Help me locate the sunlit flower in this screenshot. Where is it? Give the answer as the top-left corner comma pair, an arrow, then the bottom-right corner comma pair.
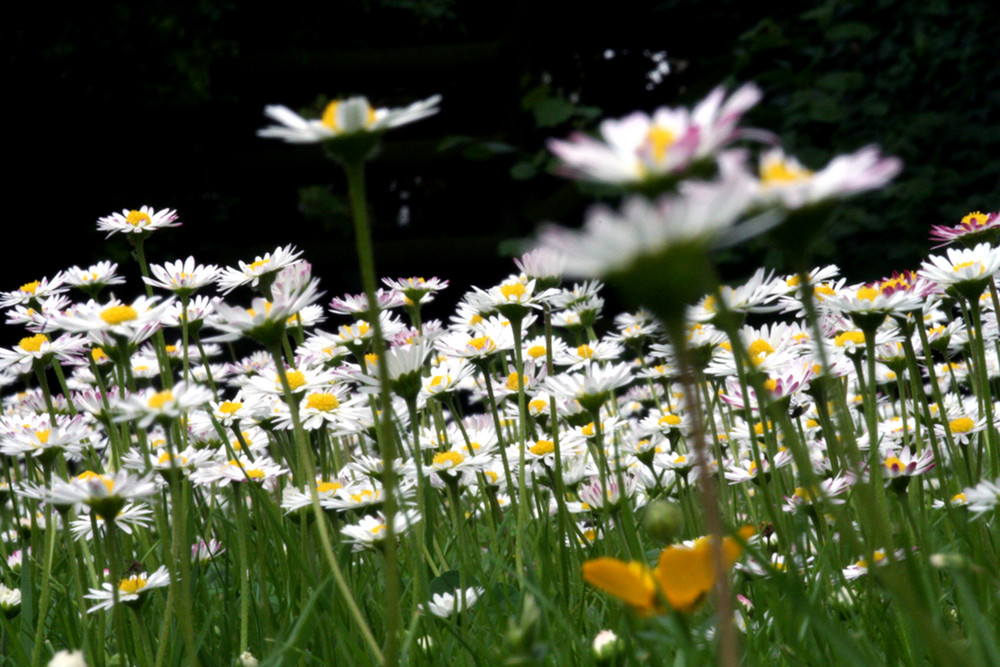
96,206 -> 180,238
258,95 -> 441,144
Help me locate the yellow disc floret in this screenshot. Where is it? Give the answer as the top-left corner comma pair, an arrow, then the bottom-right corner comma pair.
100,305 -> 138,325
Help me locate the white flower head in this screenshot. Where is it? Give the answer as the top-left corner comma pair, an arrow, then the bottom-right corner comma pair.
258,95 -> 441,144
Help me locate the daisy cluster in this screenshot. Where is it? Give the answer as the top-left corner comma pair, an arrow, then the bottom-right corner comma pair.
3,85 -> 999,664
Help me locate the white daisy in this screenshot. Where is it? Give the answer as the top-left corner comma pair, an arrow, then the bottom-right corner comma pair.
258,95 -> 441,144
96,206 -> 180,238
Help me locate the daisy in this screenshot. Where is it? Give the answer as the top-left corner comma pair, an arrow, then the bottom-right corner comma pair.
96,206 -> 180,238
920,242 -> 1000,299
189,454 -> 289,489
328,289 -> 406,316
548,83 -> 762,184
52,295 -> 172,343
216,244 -> 303,294
0,332 -> 86,374
756,146 -> 901,209
85,565 -> 170,612
208,263 -> 322,343
535,160 -> 758,280
340,509 -> 421,550
382,276 -> 449,306
929,210 -> 1000,248
143,256 -> 220,297
258,95 -> 441,144
47,469 -> 157,519
115,382 -> 214,428
0,275 -> 67,309
61,261 -> 126,295
423,587 -> 485,618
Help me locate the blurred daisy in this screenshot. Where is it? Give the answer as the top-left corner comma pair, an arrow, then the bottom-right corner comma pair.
340,509 -> 421,550
757,146 -> 901,209
258,95 -> 441,144
536,162 -> 757,280
62,261 -> 126,295
548,83 -> 762,184
96,206 -> 180,238
423,586 -> 484,618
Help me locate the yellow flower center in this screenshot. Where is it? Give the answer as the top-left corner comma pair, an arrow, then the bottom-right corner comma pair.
529,398 -> 547,413
285,370 -> 306,390
500,282 -> 526,301
19,280 -> 41,294
953,260 -> 985,275
530,440 -> 555,456
248,258 -> 270,272
760,156 -> 813,185
763,378 -> 778,393
119,575 -> 148,595
468,336 -> 494,352
962,211 -> 989,227
884,455 -> 904,473
703,295 -> 717,313
321,100 -> 377,131
577,344 -> 595,359
786,275 -> 801,287
856,286 -> 879,301
158,452 -> 188,466
18,334 -> 48,352
219,401 -> 242,415
834,331 -> 866,347
952,492 -> 967,503
645,125 -> 676,163
125,210 -> 151,227
658,414 -> 682,426
100,305 -> 138,325
35,430 -> 51,444
78,470 -> 114,493
317,481 -> 343,494
814,284 -> 836,298
306,392 -> 340,412
527,344 -> 547,358
432,451 -> 465,468
147,391 -> 173,409
748,338 -> 774,363
949,417 -> 975,434
92,347 -> 108,362
582,422 -> 595,436
370,523 -> 387,536
506,372 -> 525,391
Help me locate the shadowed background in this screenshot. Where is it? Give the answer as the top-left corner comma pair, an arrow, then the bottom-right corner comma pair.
4,0 -> 999,323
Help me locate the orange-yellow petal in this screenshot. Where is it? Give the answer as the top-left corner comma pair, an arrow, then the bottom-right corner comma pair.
582,558 -> 660,614
654,529 -> 751,613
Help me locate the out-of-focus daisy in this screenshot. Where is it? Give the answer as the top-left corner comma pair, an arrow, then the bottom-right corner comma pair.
85,565 -> 170,612
545,361 -> 633,412
548,83 -> 762,184
962,477 -> 1000,516
423,587 -> 485,618
96,206 -> 180,238
70,503 -> 154,541
143,256 -> 219,297
535,161 -> 758,281
189,454 -> 289,489
514,248 -> 566,287
757,146 -> 901,209
258,95 -> 441,144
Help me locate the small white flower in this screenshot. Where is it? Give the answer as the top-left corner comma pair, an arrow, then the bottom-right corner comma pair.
258,95 -> 441,144
96,206 -> 180,238
85,565 -> 170,612
423,586 -> 484,618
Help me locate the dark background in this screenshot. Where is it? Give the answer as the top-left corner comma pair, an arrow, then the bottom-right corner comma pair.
5,0 -> 1000,321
